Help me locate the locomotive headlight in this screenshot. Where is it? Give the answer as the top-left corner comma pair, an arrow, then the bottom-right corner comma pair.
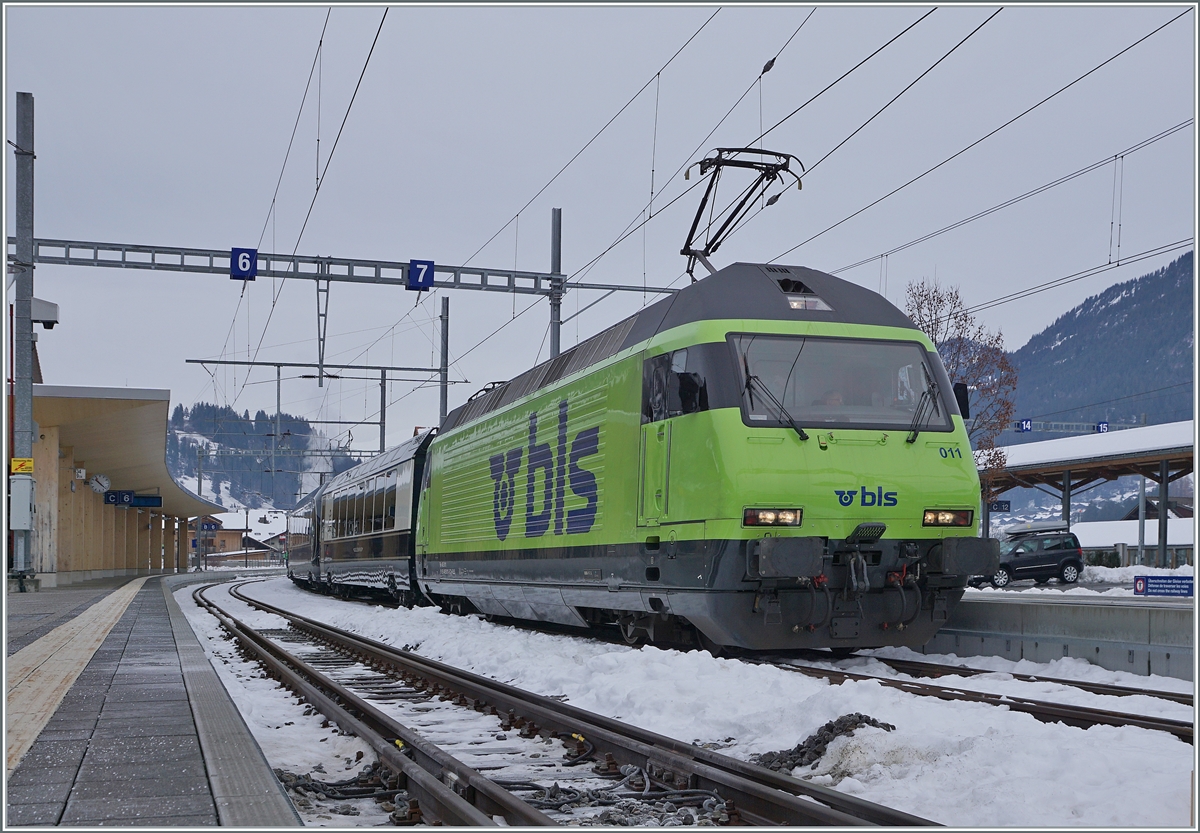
744,508 -> 802,526
923,509 -> 974,527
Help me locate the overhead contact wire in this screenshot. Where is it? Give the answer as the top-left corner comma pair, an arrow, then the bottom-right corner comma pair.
564,5 -> 920,290
459,8 -> 720,268
771,7 -> 1193,262
718,7 -> 1002,249
235,7 -> 389,406
831,120 -> 1192,275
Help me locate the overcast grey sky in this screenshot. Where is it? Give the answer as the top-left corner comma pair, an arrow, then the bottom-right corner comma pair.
5,3 -> 1195,451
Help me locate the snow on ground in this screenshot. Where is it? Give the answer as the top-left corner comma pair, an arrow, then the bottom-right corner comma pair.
228,577 -> 1193,827
175,474 -> 244,509
174,583 -> 392,827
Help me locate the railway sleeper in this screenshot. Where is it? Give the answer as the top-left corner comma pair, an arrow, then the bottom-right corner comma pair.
227,582 -> 931,825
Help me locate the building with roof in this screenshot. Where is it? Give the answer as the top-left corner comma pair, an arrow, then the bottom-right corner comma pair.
987,420 -> 1194,567
20,384 -> 220,587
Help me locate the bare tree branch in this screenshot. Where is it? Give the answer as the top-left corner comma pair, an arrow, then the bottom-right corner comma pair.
904,279 -> 1017,501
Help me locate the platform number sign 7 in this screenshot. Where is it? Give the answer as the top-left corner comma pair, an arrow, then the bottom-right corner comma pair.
230,248 -> 258,281
407,260 -> 435,292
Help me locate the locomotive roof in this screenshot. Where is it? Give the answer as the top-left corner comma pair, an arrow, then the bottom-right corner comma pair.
320,428 -> 433,494
441,262 -> 918,433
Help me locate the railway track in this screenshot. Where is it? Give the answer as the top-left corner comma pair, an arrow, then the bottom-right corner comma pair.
751,658 -> 1194,743
200,579 -> 937,826
851,654 -> 1194,707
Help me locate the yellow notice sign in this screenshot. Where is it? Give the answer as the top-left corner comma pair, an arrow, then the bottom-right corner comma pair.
11,458 -> 34,474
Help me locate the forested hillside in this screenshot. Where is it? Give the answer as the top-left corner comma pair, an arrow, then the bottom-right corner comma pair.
167,403 -> 359,509
1004,251 -> 1193,443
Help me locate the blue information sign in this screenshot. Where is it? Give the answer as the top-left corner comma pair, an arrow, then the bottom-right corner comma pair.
104,490 -> 135,506
407,259 -> 435,291
1018,418 -> 1032,433
1133,576 -> 1193,597
1097,422 -> 1109,433
987,501 -> 1011,513
231,248 -> 258,280
130,494 -> 163,508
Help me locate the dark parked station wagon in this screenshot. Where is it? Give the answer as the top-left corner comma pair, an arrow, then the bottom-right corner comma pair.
983,527 -> 1085,587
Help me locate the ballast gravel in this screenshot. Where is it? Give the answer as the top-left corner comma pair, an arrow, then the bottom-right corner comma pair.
752,712 -> 896,772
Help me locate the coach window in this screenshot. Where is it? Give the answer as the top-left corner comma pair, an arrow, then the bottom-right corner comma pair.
374,475 -> 387,531
366,476 -> 378,532
331,491 -> 343,538
382,470 -> 398,530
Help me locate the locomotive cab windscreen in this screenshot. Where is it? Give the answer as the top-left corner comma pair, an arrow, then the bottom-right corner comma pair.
730,334 -> 955,433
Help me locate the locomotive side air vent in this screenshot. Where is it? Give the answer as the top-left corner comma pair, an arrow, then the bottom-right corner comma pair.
763,265 -> 793,274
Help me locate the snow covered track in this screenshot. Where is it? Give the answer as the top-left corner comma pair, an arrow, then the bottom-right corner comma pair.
849,655 -> 1193,706
757,659 -> 1193,742
192,583 -> 550,826
221,581 -> 936,826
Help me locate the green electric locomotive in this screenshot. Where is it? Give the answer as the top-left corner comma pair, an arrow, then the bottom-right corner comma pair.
403,261 -> 998,651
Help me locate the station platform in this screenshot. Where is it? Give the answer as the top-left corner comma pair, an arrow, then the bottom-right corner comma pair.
5,572 -> 300,827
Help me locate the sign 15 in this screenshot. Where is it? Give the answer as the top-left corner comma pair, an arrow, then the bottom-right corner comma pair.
231,248 -> 258,280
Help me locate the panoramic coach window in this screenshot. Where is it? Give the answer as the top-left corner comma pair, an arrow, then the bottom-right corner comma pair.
642,348 -> 711,423
730,334 -> 953,432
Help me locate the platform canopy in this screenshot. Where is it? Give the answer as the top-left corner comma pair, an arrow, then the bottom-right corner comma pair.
988,420 -> 1194,495
33,384 -> 220,518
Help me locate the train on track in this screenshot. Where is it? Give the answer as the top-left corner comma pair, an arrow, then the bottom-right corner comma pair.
287,261 -> 999,652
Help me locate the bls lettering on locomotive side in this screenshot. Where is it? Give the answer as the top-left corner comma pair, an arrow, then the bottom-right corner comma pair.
488,399 -> 599,541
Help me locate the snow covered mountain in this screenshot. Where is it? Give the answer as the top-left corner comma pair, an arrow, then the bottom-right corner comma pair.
167,403 -> 360,510
1007,251 -> 1193,438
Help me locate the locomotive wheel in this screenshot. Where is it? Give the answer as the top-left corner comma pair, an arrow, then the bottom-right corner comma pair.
827,647 -> 857,659
695,629 -> 735,658
618,617 -> 644,646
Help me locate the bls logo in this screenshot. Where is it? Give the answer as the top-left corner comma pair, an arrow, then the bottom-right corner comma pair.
834,487 -> 898,507
489,399 -> 599,541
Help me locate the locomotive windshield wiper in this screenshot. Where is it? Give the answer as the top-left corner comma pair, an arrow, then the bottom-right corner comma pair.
905,362 -> 941,443
742,353 -> 809,441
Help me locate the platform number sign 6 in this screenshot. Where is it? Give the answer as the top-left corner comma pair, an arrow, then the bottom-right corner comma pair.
230,248 -> 258,281
407,259 -> 435,292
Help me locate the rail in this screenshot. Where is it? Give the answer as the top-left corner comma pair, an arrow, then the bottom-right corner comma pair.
225,581 -> 937,826
750,659 -> 1193,743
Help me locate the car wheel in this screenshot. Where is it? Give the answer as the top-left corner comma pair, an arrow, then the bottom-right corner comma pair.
1035,578 -> 1049,585
1060,564 -> 1080,584
991,567 -> 1012,588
